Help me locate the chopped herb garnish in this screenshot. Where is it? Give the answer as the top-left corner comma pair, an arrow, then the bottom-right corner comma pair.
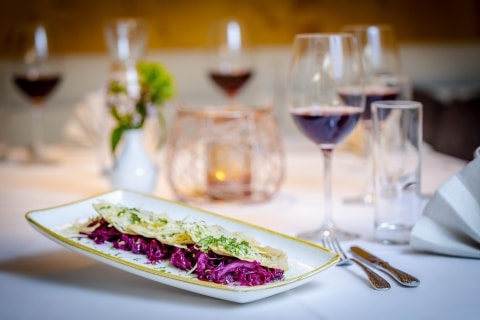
130,213 -> 141,224
197,235 -> 253,256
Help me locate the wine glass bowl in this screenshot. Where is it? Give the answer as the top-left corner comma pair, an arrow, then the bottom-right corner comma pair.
287,33 -> 365,241
208,69 -> 252,99
342,24 -> 401,120
13,73 -> 60,106
12,22 -> 61,163
206,19 -> 253,100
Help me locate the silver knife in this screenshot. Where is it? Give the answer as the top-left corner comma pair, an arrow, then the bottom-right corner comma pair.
350,246 -> 420,287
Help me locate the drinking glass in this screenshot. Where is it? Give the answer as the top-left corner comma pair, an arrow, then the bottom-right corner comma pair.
341,24 -> 402,204
372,100 -> 423,244
12,22 -> 61,163
287,33 -> 365,241
206,19 -> 253,102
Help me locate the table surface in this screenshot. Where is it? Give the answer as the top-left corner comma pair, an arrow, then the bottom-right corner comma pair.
1,137 -> 477,320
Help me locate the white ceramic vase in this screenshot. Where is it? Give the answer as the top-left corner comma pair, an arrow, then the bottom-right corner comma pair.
110,129 -> 157,193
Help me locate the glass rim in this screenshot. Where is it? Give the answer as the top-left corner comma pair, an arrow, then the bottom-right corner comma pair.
104,17 -> 147,28
341,24 -> 394,32
371,100 -> 422,110
294,32 -> 356,39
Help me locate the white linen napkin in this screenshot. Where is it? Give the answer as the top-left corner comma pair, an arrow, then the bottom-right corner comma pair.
410,155 -> 480,258
63,90 -> 106,148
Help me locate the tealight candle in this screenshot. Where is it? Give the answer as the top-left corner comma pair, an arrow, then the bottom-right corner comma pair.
206,140 -> 251,200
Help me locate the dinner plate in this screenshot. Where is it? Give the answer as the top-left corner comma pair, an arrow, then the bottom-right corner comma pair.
25,189 -> 339,303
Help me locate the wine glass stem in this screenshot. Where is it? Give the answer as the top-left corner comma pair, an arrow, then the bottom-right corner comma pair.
227,94 -> 236,105
31,104 -> 45,161
363,124 -> 374,198
321,148 -> 334,234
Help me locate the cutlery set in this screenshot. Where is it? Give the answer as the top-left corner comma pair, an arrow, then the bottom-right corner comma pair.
324,238 -> 420,290
350,246 -> 420,288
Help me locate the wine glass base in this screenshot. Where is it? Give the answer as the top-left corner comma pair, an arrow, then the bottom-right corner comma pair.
297,227 -> 360,243
15,156 -> 58,166
26,147 -> 58,165
8,147 -> 58,165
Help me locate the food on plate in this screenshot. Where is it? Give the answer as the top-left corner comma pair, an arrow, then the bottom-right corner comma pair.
77,200 -> 287,286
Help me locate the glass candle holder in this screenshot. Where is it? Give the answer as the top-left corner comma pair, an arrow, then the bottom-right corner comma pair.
166,104 -> 284,203
206,137 -> 252,200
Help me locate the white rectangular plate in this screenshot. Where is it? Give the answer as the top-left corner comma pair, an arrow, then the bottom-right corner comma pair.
25,190 -> 338,303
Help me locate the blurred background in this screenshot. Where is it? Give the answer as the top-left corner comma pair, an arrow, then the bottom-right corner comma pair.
1,0 -> 479,160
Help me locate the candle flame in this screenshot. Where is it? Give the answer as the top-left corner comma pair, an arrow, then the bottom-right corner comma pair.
214,170 -> 227,181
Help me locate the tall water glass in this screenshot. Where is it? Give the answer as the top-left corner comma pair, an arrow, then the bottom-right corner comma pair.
372,100 -> 423,244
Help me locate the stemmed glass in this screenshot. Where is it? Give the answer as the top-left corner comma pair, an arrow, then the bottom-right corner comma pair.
287,33 -> 365,241
206,19 -> 253,103
12,22 -> 61,163
341,24 -> 403,204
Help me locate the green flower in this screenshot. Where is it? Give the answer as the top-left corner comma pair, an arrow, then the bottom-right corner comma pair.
137,61 -> 175,105
108,61 -> 176,155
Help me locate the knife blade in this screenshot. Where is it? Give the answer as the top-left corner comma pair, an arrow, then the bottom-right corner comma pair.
350,246 -> 420,287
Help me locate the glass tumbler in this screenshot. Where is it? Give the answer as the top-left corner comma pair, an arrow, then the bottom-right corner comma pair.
372,100 -> 423,244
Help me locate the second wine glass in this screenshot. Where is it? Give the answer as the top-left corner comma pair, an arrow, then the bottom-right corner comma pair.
206,19 -> 253,102
341,24 -> 403,204
12,23 -> 61,163
287,33 -> 365,241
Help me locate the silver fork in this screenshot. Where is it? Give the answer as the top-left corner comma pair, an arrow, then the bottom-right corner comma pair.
322,236 -> 391,290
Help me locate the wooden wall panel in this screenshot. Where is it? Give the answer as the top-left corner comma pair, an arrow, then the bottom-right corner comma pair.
0,0 -> 479,57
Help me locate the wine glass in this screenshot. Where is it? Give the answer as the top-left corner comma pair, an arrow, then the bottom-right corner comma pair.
206,18 -> 253,102
341,24 -> 402,204
287,33 -> 365,241
12,22 -> 61,163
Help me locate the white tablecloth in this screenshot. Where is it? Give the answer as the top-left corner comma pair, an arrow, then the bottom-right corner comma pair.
1,138 -> 477,320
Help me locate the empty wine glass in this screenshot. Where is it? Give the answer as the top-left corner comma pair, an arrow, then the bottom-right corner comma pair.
206,18 -> 253,102
287,33 -> 365,241
12,22 -> 61,163
341,24 -> 402,204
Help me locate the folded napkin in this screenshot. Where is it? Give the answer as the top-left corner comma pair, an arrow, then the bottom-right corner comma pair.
63,90 -> 107,148
410,154 -> 480,258
63,89 -> 165,152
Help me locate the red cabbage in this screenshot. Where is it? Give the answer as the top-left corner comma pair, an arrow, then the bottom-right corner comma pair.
81,218 -> 284,286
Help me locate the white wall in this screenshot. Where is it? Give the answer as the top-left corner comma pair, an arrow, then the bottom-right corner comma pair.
1,43 -> 479,146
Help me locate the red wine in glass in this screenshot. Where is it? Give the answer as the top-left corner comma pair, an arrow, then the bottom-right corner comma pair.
339,86 -> 399,122
14,73 -> 61,105
291,106 -> 362,147
13,72 -> 61,162
209,69 -> 252,98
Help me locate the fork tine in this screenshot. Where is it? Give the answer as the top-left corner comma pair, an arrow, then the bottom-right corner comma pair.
321,237 -> 328,249
322,236 -> 352,266
332,237 -> 350,261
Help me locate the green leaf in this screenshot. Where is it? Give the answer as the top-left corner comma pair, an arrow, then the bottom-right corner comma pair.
111,126 -> 125,154
135,101 -> 148,128
110,106 -> 123,123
